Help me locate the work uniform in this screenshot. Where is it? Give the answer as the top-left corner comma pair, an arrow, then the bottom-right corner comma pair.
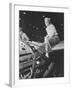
44,24 -> 60,57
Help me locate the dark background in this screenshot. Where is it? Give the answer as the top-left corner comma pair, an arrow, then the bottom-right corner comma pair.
19,10 -> 64,42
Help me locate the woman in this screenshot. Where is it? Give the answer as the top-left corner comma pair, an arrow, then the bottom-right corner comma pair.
19,27 -> 29,42
44,17 -> 60,57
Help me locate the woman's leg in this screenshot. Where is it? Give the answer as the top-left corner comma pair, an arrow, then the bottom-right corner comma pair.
44,36 -> 51,57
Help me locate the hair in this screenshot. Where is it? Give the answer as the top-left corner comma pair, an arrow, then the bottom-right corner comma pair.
44,17 -> 51,25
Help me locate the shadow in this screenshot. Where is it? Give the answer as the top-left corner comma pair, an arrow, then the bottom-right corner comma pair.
5,83 -> 11,87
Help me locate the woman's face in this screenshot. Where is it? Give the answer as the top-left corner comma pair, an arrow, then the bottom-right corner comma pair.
44,18 -> 50,26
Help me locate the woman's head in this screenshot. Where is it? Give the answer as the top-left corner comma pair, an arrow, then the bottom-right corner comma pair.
44,17 -> 51,26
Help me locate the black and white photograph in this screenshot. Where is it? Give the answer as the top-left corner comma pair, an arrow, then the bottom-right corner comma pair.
19,10 -> 64,79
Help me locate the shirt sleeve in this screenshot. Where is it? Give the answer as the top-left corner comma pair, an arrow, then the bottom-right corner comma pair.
22,33 -> 29,41
49,24 -> 58,37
